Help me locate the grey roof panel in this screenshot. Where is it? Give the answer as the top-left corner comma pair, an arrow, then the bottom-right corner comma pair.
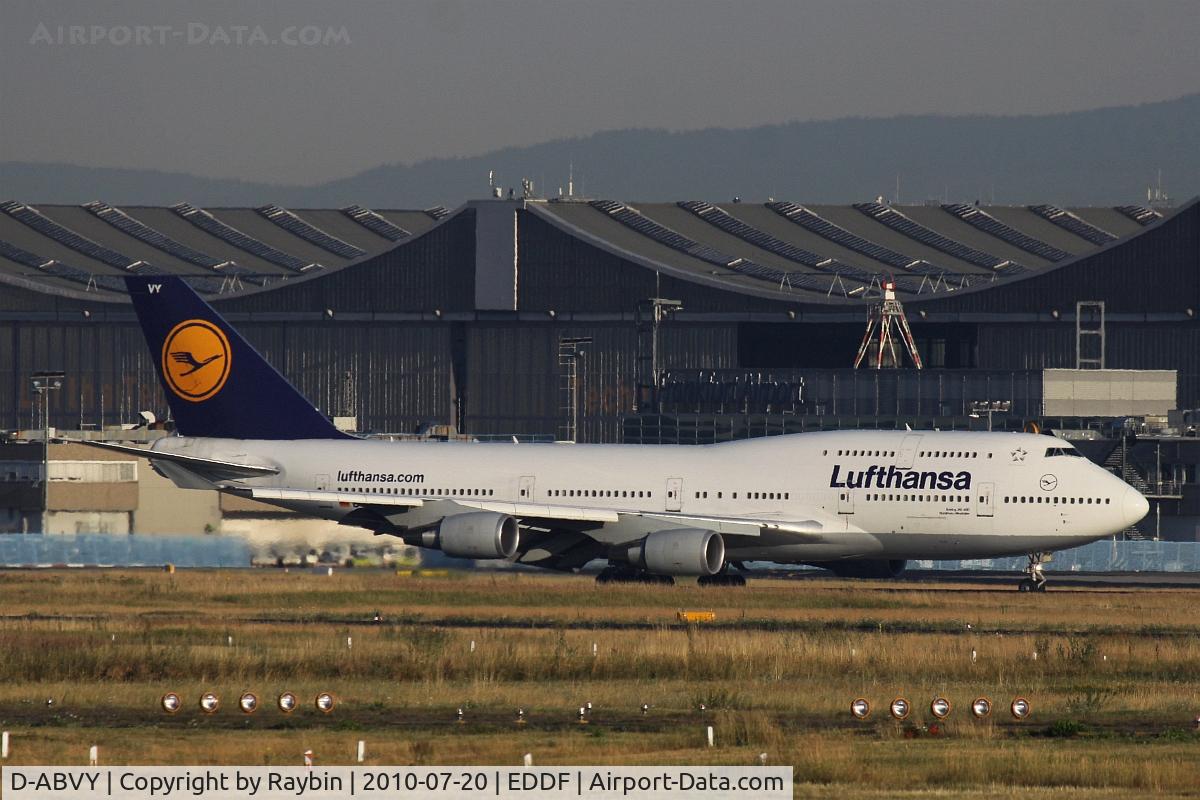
631,203 -> 824,275
990,206 -> 1104,252
207,208 -> 335,267
537,202 -> 834,298
35,205 -> 210,274
375,211 -> 438,237
120,207 -> 294,274
294,209 -> 396,249
255,206 -> 366,259
1069,207 -> 1145,239
0,214 -> 123,275
720,204 -> 900,275
942,204 -> 1075,261
893,205 -> 1049,268
809,205 -> 990,274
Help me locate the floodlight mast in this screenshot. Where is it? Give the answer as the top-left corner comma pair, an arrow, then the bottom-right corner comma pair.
852,280 -> 923,369
30,370 -> 65,525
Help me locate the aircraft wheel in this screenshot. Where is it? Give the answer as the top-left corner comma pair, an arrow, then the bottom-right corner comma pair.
698,574 -> 747,587
1018,578 -> 1036,592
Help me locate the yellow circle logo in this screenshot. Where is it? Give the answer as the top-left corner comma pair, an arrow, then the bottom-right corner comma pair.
161,319 -> 231,402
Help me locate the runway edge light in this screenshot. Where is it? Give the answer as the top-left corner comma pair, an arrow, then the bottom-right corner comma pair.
239,692 -> 259,714
971,697 -> 992,719
1010,697 -> 1031,720
199,692 -> 220,714
160,692 -> 181,714
277,692 -> 297,713
850,698 -> 871,720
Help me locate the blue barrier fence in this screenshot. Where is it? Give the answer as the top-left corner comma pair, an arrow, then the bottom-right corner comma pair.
0,534 -> 250,568
2,534 -> 1196,573
922,540 -> 1200,572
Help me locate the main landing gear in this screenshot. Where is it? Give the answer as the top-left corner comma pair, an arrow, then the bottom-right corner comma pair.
697,573 -> 747,587
595,565 -> 675,585
1018,552 -> 1050,592
698,561 -> 748,587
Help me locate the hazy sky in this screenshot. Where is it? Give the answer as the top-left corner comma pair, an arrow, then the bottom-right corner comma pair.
3,0 -> 1198,185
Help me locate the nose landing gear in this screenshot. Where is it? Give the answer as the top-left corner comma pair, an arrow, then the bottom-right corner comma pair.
1018,552 -> 1050,592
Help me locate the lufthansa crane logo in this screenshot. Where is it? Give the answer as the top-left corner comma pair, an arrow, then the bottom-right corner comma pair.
1039,474 -> 1058,491
161,319 -> 231,402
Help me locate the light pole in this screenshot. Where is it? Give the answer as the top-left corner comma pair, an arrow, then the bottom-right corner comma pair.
31,371 -> 65,530
969,400 -> 1011,432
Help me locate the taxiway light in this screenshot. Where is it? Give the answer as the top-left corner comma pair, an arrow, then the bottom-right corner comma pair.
199,692 -> 220,714
889,698 -> 911,721
315,692 -> 336,713
239,692 -> 259,714
930,698 -> 951,719
850,698 -> 871,720
971,697 -> 992,719
160,692 -> 181,714
277,692 -> 297,714
1010,697 -> 1031,720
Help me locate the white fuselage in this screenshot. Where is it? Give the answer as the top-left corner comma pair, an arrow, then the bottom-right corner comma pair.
154,429 -> 1148,564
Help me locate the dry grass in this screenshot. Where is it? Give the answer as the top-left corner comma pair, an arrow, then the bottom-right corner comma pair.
0,569 -> 1198,796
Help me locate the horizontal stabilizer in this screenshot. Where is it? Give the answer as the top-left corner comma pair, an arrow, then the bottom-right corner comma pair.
72,439 -> 279,480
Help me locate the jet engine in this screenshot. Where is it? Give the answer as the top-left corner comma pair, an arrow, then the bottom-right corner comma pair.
434,512 -> 519,559
628,529 -> 725,576
821,559 -> 907,579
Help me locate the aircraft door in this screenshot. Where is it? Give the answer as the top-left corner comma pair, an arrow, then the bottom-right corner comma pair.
897,435 -> 922,468
838,488 -> 854,515
315,473 -> 329,491
976,481 -> 994,517
519,475 -> 535,501
665,477 -> 682,512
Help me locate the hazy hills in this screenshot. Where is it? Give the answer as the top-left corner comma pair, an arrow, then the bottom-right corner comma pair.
3,93 -> 1196,208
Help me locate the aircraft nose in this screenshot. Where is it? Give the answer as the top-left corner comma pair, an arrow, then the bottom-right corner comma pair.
1122,487 -> 1150,529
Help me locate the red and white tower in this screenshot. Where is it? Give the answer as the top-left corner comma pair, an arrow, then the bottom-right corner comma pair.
853,279 -> 924,369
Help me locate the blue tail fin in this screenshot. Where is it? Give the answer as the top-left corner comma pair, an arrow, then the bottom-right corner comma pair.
126,276 -> 350,440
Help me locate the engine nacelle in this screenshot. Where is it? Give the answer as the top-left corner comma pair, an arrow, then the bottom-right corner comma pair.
435,512 -> 519,559
821,559 -> 907,579
628,529 -> 725,576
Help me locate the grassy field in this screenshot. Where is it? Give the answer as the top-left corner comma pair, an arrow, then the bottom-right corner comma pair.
0,569 -> 1198,797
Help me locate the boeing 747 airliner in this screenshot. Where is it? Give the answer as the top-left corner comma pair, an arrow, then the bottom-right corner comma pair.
84,277 -> 1149,590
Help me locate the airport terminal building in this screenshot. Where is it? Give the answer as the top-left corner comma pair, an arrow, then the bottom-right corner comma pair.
1,194 -> 1197,537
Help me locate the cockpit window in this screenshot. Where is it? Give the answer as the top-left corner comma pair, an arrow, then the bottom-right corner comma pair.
1045,447 -> 1083,457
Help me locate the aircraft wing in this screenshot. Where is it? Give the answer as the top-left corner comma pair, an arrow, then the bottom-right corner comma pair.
248,487 -> 424,508
239,487 -> 876,570
71,439 -> 279,480
622,511 -> 826,539
245,488 -> 621,523
246,487 -> 829,539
